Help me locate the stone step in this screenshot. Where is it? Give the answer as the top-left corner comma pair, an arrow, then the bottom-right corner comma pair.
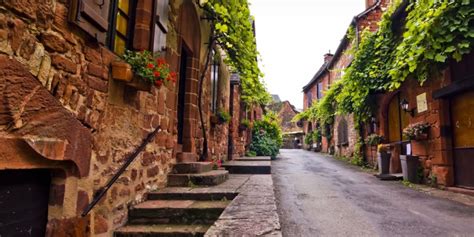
167,170 -> 229,187
234,156 -> 271,161
172,162 -> 213,174
222,160 -> 271,174
128,200 -> 230,225
114,224 -> 209,237
148,191 -> 237,201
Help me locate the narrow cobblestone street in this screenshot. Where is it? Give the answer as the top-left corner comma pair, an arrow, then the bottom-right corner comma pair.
273,149 -> 474,237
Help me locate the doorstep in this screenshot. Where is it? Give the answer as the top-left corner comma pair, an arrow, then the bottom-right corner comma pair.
374,173 -> 403,181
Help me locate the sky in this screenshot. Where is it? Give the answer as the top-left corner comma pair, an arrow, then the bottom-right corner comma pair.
249,0 -> 366,109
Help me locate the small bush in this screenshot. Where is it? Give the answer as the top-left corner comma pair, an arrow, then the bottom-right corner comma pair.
249,112 -> 282,158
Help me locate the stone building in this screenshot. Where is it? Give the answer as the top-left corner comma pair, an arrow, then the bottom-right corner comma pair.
302,0 -> 390,156
268,99 -> 303,149
0,0 -> 257,236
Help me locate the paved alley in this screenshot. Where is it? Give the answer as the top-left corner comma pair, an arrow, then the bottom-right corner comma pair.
273,149 -> 474,237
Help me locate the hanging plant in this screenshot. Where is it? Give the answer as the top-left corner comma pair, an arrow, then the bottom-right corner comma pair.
365,134 -> 384,146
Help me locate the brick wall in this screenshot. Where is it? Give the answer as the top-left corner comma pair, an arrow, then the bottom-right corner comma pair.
0,0 -> 236,236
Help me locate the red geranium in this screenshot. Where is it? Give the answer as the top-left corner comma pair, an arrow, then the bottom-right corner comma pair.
156,58 -> 166,66
147,63 -> 154,69
154,71 -> 161,77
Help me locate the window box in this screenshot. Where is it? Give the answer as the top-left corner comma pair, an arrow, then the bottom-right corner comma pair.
111,61 -> 151,91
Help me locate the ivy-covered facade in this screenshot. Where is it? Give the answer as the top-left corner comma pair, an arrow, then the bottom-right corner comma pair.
300,0 -> 474,190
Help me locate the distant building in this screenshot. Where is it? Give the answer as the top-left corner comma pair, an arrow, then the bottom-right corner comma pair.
268,99 -> 303,149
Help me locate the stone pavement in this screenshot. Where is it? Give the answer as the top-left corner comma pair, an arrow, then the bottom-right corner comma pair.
153,174 -> 282,236
205,175 -> 282,236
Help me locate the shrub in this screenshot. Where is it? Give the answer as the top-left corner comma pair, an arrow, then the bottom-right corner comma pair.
249,112 -> 282,158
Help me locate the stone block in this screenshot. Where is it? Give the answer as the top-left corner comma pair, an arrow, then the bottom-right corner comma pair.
86,75 -> 108,93
51,54 -> 77,73
94,214 -> 109,234
41,31 -> 69,53
76,190 -> 89,215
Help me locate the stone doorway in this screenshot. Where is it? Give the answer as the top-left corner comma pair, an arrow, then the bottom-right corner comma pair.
175,0 -> 201,155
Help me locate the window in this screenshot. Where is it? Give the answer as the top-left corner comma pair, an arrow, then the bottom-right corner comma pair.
151,0 -> 169,52
307,91 -> 312,108
210,50 -> 219,113
109,0 -> 136,55
317,82 -> 323,99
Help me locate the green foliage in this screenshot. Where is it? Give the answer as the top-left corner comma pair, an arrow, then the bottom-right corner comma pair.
312,129 -> 322,143
323,0 -> 474,124
217,110 -> 231,123
240,119 -> 251,128
365,134 -> 384,146
304,133 -> 313,145
202,0 -> 271,105
350,138 -> 365,167
245,150 -> 257,157
249,112 -> 283,158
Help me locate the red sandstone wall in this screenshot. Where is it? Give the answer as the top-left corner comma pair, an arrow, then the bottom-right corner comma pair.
0,0 -> 236,235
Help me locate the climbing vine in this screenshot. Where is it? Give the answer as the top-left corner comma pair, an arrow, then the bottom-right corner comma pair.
201,0 -> 271,105
323,0 -> 473,124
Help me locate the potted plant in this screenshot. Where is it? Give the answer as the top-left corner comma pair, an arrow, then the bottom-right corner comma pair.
211,110 -> 231,125
365,134 -> 384,146
239,119 -> 251,131
112,50 -> 177,91
403,122 -> 430,141
377,144 -> 392,175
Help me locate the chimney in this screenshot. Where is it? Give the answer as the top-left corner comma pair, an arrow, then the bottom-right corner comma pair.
324,53 -> 334,64
366,0 -> 376,9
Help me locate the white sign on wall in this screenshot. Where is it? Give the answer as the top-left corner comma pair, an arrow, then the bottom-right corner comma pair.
416,93 -> 428,113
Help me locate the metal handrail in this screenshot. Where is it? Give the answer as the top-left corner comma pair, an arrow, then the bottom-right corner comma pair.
81,125 -> 161,217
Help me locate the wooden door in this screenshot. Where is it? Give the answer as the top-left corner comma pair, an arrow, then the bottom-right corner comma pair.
387,93 -> 409,144
0,169 -> 50,236
451,91 -> 474,189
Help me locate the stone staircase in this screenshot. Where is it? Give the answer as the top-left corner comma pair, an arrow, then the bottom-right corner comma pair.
114,157 -> 230,236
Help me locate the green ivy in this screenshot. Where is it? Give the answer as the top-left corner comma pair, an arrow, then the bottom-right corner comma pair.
323,0 -> 473,125
202,0 -> 271,105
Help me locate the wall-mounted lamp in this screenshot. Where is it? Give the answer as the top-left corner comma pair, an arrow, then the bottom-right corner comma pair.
400,98 -> 415,117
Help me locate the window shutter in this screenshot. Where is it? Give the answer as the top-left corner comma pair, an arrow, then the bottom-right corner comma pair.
69,0 -> 110,44
157,0 -> 169,33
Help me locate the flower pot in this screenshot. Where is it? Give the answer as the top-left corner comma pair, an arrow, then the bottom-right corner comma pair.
125,75 -> 152,91
400,155 -> 420,183
377,151 -> 391,175
413,133 -> 428,141
239,125 -> 248,131
111,61 -> 133,82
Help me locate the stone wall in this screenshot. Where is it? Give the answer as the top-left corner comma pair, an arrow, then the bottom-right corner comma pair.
0,0 -> 237,236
